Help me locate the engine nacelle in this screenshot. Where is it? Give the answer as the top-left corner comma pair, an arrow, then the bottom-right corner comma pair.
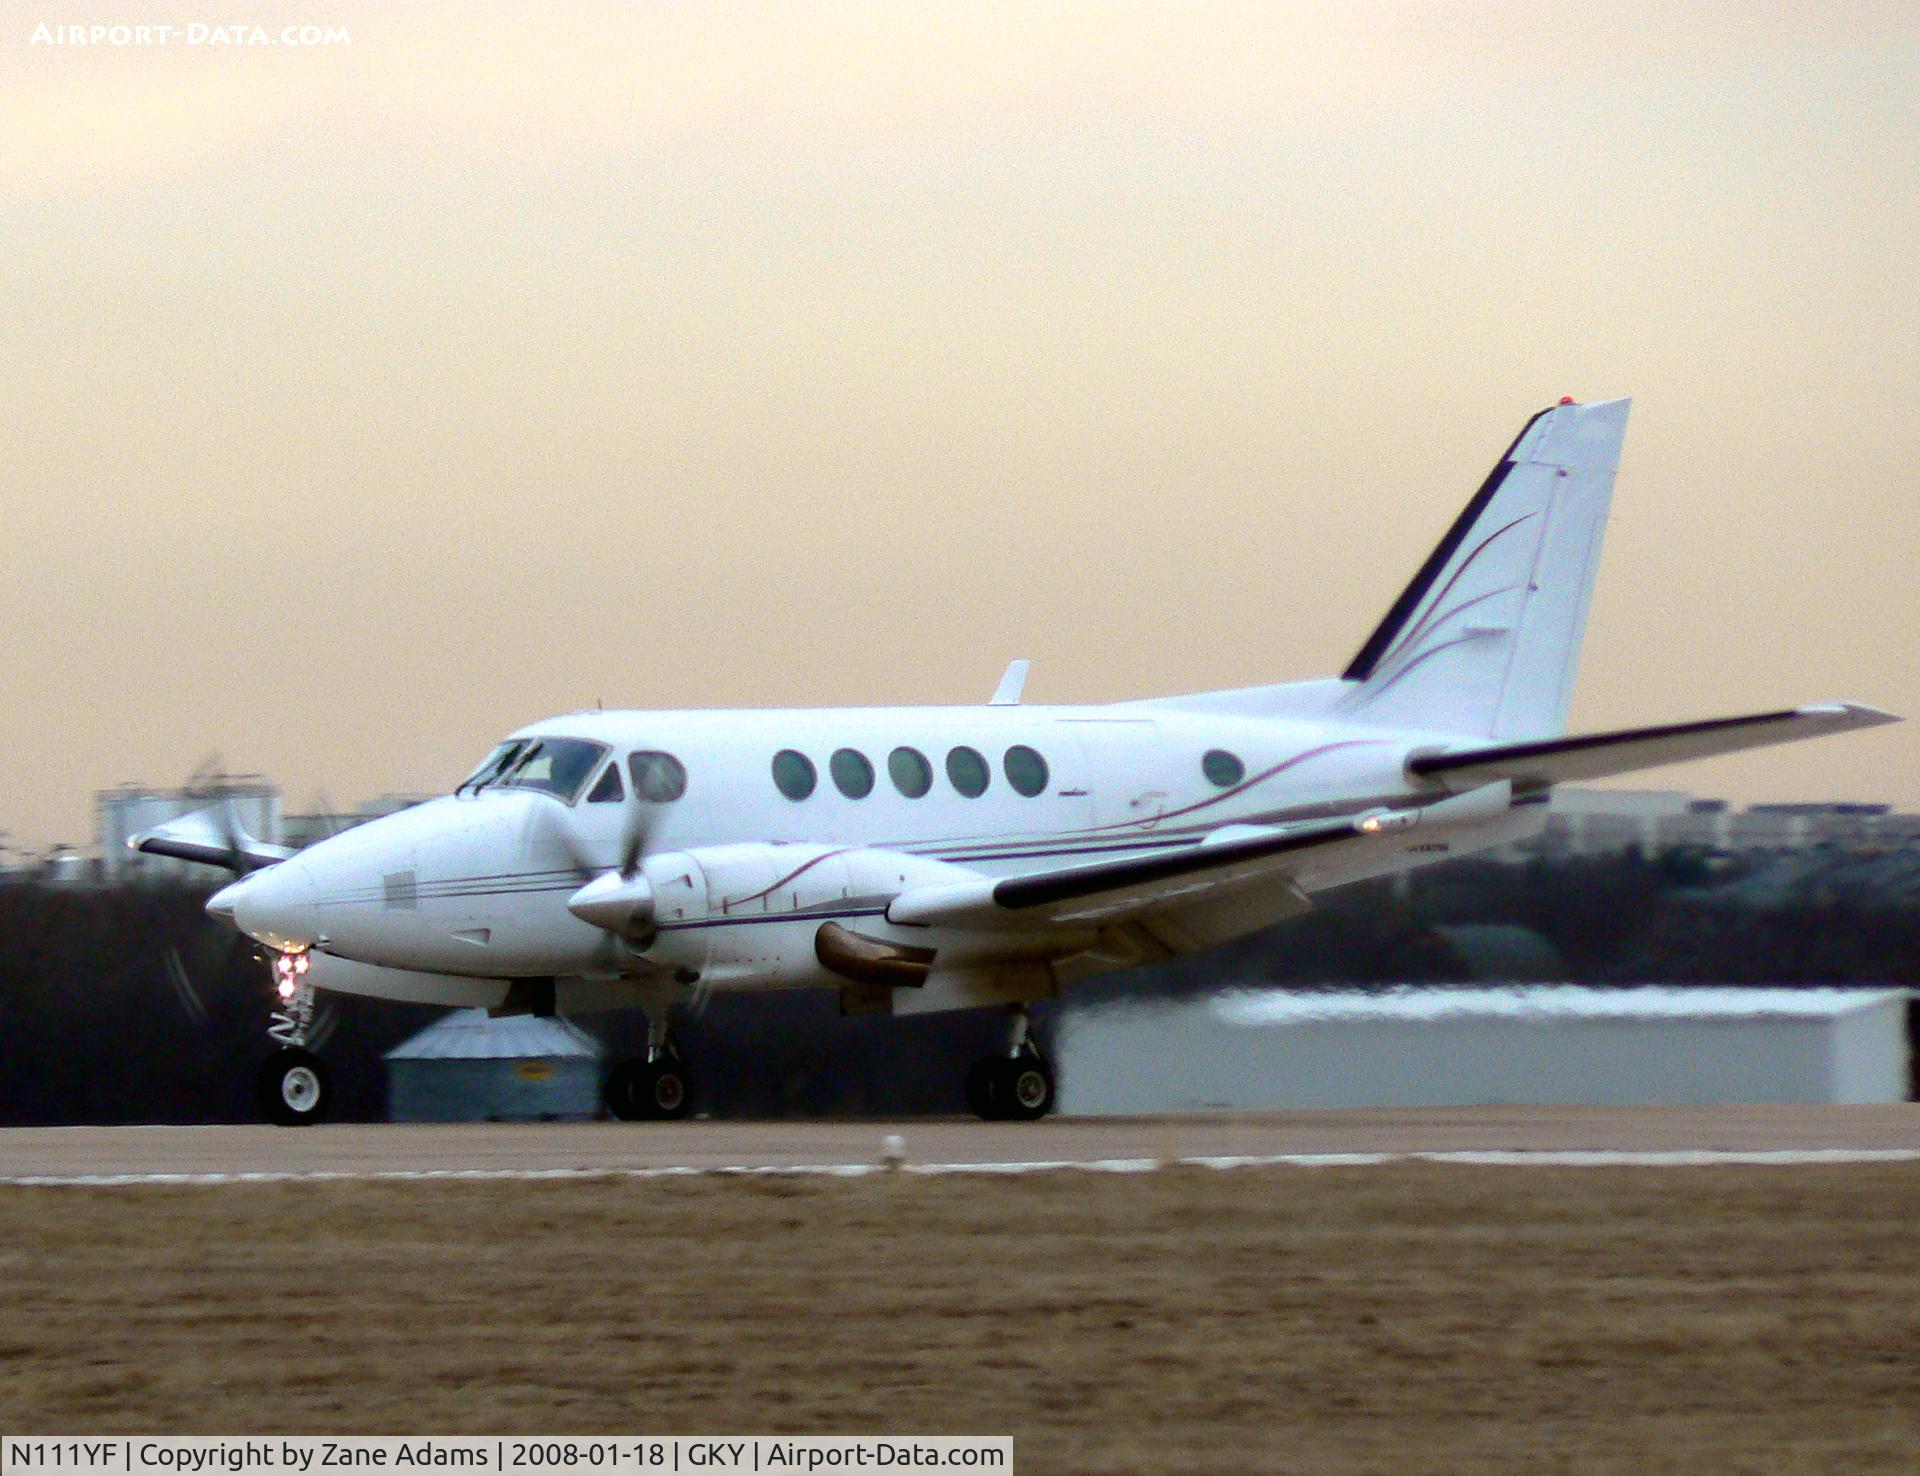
605,843 -> 1069,991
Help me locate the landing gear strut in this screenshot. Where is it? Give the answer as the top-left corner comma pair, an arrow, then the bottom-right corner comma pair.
259,951 -> 329,1127
605,988 -> 695,1121
965,1005 -> 1055,1122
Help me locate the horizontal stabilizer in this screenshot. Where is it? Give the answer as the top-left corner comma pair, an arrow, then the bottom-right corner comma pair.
1408,703 -> 1899,793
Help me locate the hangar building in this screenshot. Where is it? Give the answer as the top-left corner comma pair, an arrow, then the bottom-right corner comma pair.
1056,986 -> 1914,1115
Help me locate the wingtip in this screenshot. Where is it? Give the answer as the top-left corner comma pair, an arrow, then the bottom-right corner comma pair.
1803,701 -> 1901,727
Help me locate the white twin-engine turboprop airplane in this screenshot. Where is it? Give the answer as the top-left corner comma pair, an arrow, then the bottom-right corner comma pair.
140,397 -> 1895,1125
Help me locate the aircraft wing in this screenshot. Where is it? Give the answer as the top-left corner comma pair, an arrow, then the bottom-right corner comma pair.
131,805 -> 294,873
1409,702 -> 1897,793
888,783 -> 1515,932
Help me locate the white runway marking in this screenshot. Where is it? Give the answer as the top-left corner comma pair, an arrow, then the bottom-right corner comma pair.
5,1146 -> 1918,1187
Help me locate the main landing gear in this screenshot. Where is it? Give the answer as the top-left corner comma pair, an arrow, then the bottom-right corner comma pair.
604,990 -> 695,1121
605,1051 -> 693,1121
258,951 -> 330,1127
965,1005 -> 1055,1122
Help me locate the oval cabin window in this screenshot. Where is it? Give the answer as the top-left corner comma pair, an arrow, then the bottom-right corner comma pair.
1003,745 -> 1049,797
772,749 -> 817,801
889,746 -> 933,798
946,746 -> 990,798
830,748 -> 875,799
1202,749 -> 1246,788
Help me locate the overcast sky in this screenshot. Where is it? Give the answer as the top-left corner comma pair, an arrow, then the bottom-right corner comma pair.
2,2 -> 1915,850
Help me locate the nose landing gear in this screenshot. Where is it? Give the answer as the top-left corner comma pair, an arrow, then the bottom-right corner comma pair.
965,1005 -> 1055,1122
258,1047 -> 329,1127
259,950 -> 329,1127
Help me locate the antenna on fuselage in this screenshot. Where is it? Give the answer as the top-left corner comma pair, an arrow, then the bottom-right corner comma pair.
989,659 -> 1030,706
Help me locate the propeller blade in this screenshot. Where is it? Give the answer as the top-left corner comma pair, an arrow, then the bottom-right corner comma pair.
162,947 -> 212,1030
618,798 -> 656,879
217,798 -> 246,872
536,801 -> 600,882
306,1003 -> 341,1053
540,785 -> 658,882
182,751 -> 223,796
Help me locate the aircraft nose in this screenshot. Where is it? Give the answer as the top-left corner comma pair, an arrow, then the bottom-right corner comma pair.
218,860 -> 323,951
205,879 -> 243,924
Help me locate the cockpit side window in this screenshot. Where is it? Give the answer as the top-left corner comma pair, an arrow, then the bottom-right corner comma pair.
496,738 -> 611,803
457,741 -> 525,795
585,762 -> 625,804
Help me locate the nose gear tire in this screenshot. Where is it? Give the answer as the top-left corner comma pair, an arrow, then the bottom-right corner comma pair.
257,1047 -> 329,1127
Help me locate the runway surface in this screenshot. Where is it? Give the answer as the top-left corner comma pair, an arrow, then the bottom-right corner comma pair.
5,1103 -> 1919,1183
8,1114 -> 1920,1467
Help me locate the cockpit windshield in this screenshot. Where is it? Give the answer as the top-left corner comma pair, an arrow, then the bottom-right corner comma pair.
457,741 -> 526,795
494,738 -> 610,804
457,737 -> 610,803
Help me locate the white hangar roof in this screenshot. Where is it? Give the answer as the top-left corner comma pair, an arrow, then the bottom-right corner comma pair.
1211,985 -> 1911,1027
385,1008 -> 602,1061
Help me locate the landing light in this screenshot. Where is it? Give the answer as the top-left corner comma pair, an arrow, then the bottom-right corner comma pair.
272,950 -> 310,997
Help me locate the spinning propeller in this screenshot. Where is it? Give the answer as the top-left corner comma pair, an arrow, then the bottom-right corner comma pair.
135,757 -> 294,877
554,783 -> 667,946
184,756 -> 270,874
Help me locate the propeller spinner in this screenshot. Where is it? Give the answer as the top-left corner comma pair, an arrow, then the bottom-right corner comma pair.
560,791 -> 662,944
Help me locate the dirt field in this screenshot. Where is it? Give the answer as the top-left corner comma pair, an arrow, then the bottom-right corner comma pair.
4,1163 -> 1919,1474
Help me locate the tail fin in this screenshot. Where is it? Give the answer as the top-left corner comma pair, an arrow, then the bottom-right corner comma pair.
1341,397 -> 1629,739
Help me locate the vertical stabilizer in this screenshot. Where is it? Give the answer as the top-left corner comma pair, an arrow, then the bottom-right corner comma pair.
1340,397 -> 1629,740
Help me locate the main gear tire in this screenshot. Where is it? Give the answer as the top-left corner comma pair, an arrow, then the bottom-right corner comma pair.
965,1052 -> 1054,1121
964,1057 -> 1003,1119
606,1056 -> 694,1121
999,1055 -> 1055,1122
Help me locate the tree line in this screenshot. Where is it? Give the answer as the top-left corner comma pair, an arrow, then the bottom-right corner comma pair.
2,846 -> 1915,1123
